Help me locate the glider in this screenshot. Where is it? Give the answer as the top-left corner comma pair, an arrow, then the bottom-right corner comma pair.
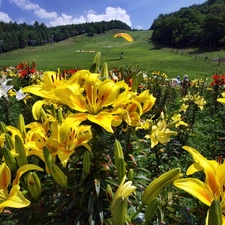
113,33 -> 133,42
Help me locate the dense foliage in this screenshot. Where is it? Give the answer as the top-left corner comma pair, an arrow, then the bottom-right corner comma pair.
150,0 -> 225,49
1,55 -> 225,224
0,20 -> 131,52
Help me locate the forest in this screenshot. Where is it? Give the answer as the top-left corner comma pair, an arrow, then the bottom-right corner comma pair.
0,19 -> 131,53
1,0 -> 225,52
150,0 -> 225,49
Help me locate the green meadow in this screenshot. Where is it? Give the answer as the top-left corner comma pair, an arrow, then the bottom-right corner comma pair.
1,29 -> 225,80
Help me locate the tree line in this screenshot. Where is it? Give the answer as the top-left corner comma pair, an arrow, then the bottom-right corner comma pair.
0,20 -> 131,53
150,0 -> 225,49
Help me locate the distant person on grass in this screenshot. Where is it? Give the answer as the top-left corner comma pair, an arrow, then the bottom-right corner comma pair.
120,52 -> 123,60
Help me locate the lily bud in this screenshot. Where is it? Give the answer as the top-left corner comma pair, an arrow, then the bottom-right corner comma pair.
83,151 -> 90,175
106,184 -> 114,202
0,121 -> 8,133
114,139 -> 124,169
207,199 -> 222,225
100,62 -> 109,81
144,197 -> 160,224
43,146 -> 67,187
27,172 -> 42,200
57,108 -> 63,123
5,133 -> 14,150
142,168 -> 182,205
17,114 -> 26,141
128,168 -> 134,181
2,147 -> 17,172
112,196 -> 127,225
15,135 -> 28,167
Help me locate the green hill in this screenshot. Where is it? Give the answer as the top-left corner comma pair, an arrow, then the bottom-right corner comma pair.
1,29 -> 225,80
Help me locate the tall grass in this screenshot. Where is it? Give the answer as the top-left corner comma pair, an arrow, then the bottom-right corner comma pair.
0,29 -> 225,80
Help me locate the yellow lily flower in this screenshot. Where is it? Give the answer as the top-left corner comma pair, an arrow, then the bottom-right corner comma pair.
57,118 -> 92,167
182,92 -> 194,101
174,146 -> 225,215
69,69 -> 99,87
112,86 -> 156,129
217,92 -> 225,104
170,113 -> 188,128
194,95 -> 206,110
111,175 -> 136,211
133,90 -> 156,114
22,70 -> 99,102
145,120 -> 177,148
0,163 -> 43,213
55,74 -> 122,133
6,123 -> 47,162
121,90 -> 156,128
22,71 -> 66,99
179,103 -> 189,112
0,132 -> 5,148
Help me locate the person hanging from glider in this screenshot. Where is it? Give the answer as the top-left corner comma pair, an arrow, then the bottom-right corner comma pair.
114,33 -> 133,59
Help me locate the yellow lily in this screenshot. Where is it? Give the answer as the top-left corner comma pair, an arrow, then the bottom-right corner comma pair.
0,163 -> 43,213
0,132 -> 5,148
179,103 -> 189,112
22,70 -> 99,102
194,95 -> 206,110
121,90 -> 156,128
6,123 -> 48,162
57,118 -> 92,167
133,90 -> 156,114
111,175 -> 136,224
145,120 -> 177,148
22,71 -> 67,99
111,175 -> 136,210
170,113 -> 188,128
55,74 -> 122,133
112,86 -> 156,129
174,146 -> 225,218
217,92 -> 225,104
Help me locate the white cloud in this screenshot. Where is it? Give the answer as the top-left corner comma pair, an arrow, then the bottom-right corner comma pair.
87,7 -> 132,27
0,11 -> 12,22
49,6 -> 132,27
48,13 -> 86,27
9,0 -> 132,28
9,0 -> 58,20
9,0 -> 39,11
34,8 -> 57,20
136,25 -> 143,30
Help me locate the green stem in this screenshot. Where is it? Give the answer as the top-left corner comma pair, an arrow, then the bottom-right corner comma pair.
91,126 -> 98,159
2,97 -> 10,125
130,202 -> 145,220
126,126 -> 131,151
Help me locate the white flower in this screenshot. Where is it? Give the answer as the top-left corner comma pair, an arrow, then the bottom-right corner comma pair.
14,89 -> 27,101
0,75 -> 13,100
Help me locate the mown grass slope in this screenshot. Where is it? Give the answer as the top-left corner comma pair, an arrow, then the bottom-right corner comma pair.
1,29 -> 225,80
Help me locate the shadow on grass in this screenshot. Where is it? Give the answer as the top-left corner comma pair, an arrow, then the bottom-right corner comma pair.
106,58 -> 122,61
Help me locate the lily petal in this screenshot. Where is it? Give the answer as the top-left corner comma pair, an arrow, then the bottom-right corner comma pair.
12,164 -> 44,186
183,146 -> 220,198
174,178 -> 214,206
0,163 -> 11,190
88,112 -> 114,133
0,185 -> 30,212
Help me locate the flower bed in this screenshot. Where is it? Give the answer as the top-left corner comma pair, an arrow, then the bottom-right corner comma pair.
0,54 -> 225,224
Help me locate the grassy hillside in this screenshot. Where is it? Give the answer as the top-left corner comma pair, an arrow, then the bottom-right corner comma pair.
1,29 -> 225,80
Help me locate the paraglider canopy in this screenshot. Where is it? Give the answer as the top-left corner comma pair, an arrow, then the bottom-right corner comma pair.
113,33 -> 133,42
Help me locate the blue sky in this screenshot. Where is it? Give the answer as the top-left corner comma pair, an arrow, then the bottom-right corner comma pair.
0,0 -> 206,30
